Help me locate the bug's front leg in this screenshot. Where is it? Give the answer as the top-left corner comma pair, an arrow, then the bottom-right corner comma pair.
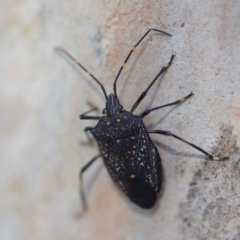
140,92 -> 193,118
131,55 -> 175,113
79,107 -> 100,120
148,130 -> 228,161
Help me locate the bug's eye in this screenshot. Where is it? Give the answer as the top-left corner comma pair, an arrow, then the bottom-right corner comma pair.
102,108 -> 107,115
118,105 -> 123,111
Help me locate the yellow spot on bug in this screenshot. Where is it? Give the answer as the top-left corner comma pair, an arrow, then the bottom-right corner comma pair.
131,136 -> 136,140
116,139 -> 120,144
213,156 -> 220,161
106,122 -> 110,125
130,174 -> 136,179
116,119 -> 121,122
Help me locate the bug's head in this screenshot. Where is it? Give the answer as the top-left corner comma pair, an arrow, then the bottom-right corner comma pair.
102,93 -> 123,116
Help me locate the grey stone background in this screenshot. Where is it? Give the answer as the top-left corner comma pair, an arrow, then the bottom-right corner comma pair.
0,0 -> 240,240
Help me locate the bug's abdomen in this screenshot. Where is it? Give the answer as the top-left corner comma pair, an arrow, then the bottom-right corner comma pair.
97,135 -> 139,189
94,120 -> 162,208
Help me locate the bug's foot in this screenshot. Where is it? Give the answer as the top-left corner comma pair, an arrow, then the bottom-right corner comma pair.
211,155 -> 229,161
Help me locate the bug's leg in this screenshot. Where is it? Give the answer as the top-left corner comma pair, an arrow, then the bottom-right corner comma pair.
113,28 -> 171,100
131,55 -> 175,113
81,127 -> 94,145
140,92 -> 193,118
79,154 -> 102,211
80,107 -> 101,120
148,130 -> 228,161
55,47 -> 108,100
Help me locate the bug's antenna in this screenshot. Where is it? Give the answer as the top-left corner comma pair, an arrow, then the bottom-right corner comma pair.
55,47 -> 108,100
113,28 -> 171,101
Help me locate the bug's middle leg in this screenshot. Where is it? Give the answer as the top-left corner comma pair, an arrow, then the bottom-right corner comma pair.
80,106 -> 99,144
81,127 -> 94,145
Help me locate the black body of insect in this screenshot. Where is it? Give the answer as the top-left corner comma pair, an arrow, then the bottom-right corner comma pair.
56,28 -> 226,209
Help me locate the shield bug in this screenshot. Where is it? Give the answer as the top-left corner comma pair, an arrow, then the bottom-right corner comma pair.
56,28 -> 227,209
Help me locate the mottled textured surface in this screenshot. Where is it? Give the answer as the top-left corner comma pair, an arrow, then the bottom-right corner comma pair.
1,0 -> 240,240
179,125 -> 240,240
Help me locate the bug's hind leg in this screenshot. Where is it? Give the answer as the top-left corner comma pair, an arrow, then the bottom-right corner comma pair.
131,55 -> 175,113
148,130 -> 228,161
79,154 -> 102,212
140,92 -> 193,118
